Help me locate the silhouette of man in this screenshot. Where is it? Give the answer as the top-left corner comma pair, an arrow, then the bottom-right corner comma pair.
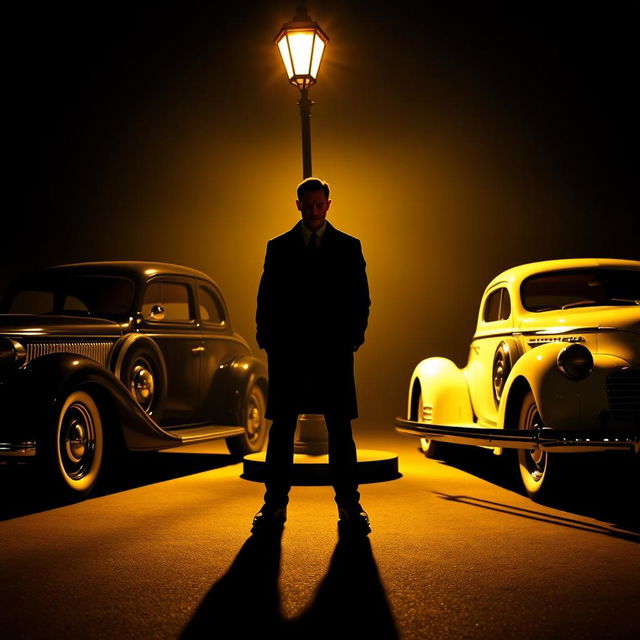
253,177 -> 371,532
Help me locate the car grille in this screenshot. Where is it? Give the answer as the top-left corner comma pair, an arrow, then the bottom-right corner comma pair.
421,405 -> 433,423
25,341 -> 115,368
606,368 -> 640,422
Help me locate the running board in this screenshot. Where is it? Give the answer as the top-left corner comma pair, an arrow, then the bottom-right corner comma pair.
165,424 -> 246,444
394,417 -> 640,454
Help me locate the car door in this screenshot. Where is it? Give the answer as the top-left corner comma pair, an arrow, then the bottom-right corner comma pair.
468,286 -> 513,426
139,278 -> 203,425
195,282 -> 237,421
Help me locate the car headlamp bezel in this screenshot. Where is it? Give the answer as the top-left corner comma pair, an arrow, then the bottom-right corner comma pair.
0,337 -> 27,370
556,343 -> 594,381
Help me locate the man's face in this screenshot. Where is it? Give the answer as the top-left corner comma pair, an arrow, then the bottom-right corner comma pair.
297,189 -> 331,231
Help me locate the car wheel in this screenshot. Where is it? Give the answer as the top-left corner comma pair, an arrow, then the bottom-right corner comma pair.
517,390 -> 566,500
120,343 -> 166,422
417,392 -> 450,459
492,341 -> 515,405
226,384 -> 268,457
47,389 -> 104,497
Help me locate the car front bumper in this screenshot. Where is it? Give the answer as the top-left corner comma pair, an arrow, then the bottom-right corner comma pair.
394,418 -> 640,454
0,441 -> 36,457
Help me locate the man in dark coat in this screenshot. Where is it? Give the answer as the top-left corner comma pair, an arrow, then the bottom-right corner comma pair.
253,177 -> 371,532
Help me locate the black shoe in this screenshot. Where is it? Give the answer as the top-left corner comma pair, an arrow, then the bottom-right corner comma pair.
337,504 -> 371,534
251,503 -> 287,532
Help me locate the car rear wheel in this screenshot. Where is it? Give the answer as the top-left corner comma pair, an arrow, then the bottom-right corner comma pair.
226,384 -> 268,457
517,390 -> 567,500
46,389 -> 104,497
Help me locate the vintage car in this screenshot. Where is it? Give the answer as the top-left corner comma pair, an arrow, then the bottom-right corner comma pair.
395,258 -> 639,499
0,262 -> 268,497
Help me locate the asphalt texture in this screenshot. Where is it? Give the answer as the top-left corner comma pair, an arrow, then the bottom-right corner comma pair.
1,424 -> 638,640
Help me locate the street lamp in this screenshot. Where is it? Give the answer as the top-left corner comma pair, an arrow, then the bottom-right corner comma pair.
243,5 -> 398,482
274,5 -> 329,178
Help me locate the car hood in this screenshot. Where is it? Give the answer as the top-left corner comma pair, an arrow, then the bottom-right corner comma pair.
519,306 -> 640,335
0,314 -> 124,338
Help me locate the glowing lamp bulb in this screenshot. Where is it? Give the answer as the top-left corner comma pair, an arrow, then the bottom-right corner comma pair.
275,6 -> 328,90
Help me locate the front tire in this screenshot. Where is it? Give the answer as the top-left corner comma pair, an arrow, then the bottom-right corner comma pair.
226,384 -> 268,457
517,390 -> 566,500
46,389 -> 104,497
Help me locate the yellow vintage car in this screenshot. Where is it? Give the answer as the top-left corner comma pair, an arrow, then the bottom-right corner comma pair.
395,258 -> 640,499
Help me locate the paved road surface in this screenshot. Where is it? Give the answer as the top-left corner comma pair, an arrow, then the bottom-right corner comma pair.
1,425 -> 638,639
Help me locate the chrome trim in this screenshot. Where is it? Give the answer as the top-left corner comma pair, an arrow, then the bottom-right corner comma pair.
394,418 -> 640,454
9,339 -> 27,366
474,327 -> 621,341
0,441 -> 36,457
528,336 -> 584,347
25,341 -> 115,367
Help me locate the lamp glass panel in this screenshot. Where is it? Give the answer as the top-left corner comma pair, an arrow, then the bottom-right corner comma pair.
287,30 -> 315,76
277,36 -> 295,79
310,34 -> 326,78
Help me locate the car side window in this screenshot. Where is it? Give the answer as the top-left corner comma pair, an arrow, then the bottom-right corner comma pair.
484,288 -> 511,322
500,289 -> 511,320
198,286 -> 225,325
483,289 -> 502,322
9,290 -> 54,314
142,281 -> 194,322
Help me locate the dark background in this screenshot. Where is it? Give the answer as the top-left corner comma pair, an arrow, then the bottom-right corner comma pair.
6,0 -> 639,424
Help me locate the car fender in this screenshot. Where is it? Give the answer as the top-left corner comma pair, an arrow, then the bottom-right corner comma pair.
204,355 -> 268,425
408,357 -> 473,425
109,333 -> 167,380
498,342 -> 628,430
5,353 -> 181,451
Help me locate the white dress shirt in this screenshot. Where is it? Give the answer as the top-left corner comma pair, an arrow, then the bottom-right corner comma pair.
301,220 -> 327,246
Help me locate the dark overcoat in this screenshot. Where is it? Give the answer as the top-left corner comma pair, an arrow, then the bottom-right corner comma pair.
256,221 -> 370,419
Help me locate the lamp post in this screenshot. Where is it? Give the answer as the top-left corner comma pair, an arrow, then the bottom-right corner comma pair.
274,5 -> 328,179
275,5 -> 330,455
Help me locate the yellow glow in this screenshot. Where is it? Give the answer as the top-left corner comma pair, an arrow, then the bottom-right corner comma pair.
288,31 -> 314,76
277,30 -> 326,83
144,268 -> 158,275
277,35 -> 295,79
310,34 -> 325,78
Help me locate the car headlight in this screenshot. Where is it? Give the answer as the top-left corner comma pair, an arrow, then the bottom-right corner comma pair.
556,343 -> 593,380
0,337 -> 26,372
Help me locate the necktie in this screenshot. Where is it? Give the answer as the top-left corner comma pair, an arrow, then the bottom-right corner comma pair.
308,232 -> 319,256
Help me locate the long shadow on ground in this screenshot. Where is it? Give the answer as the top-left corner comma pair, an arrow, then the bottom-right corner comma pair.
181,524 -> 398,640
427,445 -> 640,535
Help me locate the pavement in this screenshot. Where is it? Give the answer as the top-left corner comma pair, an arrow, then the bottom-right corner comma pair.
1,423 -> 638,639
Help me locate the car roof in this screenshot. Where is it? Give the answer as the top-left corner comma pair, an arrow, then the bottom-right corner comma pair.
485,258 -> 640,292
33,261 -> 216,284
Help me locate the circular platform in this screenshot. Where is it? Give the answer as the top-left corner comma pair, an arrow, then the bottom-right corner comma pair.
242,449 -> 400,485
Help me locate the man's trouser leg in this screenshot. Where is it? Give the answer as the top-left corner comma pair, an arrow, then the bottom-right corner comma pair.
325,413 -> 360,507
263,412 -> 298,506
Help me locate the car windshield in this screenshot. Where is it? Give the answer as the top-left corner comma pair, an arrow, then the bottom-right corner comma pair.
521,268 -> 640,312
2,273 -> 136,318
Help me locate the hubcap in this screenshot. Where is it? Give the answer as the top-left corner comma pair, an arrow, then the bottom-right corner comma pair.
246,397 -> 262,443
130,360 -> 155,411
60,402 -> 95,480
524,406 -> 546,481
493,353 -> 506,402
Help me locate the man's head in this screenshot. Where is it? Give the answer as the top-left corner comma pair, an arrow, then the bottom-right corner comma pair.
296,177 -> 331,232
